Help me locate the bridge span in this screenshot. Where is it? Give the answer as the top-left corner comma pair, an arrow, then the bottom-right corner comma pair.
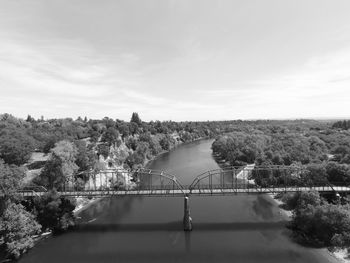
13,166 -> 350,231
18,186 -> 350,198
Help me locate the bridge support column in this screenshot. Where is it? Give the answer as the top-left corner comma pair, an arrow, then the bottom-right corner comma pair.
183,195 -> 192,231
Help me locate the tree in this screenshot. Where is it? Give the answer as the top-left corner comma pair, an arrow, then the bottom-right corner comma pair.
159,137 -> 170,150
290,203 -> 350,247
31,190 -> 76,233
74,140 -> 96,172
148,137 -> 162,155
101,127 -> 119,146
0,159 -> 25,199
281,192 -> 301,210
126,152 -> 145,169
97,144 -> 110,159
332,145 -> 350,163
26,115 -> 35,123
130,112 -> 142,126
326,162 -> 350,185
36,157 -> 64,190
117,123 -> 130,138
301,164 -> 328,186
129,122 -> 139,135
332,120 -> 350,130
125,137 -> 138,151
295,190 -> 322,211
160,135 -> 175,151
43,135 -> 59,153
126,142 -> 150,168
139,133 -> 162,155
51,140 -> 78,180
37,140 -> 78,190
0,131 -> 35,165
0,203 -> 41,259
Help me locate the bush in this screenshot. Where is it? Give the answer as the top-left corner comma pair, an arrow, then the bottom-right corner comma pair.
97,144 -> 110,159
0,131 -> 35,165
32,190 -> 76,233
289,202 -> 350,247
0,159 -> 25,198
0,203 -> 41,259
281,192 -> 300,210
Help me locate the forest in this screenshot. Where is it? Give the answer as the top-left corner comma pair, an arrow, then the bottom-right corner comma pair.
0,112 -> 240,259
1,114 -> 350,259
212,120 -> 350,249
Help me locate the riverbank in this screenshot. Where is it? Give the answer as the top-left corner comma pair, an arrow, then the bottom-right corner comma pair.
267,193 -> 344,263
74,197 -> 102,215
0,140 -> 186,262
267,193 -> 293,220
332,249 -> 350,263
73,137 -> 206,216
16,138 -> 346,263
210,154 -> 344,263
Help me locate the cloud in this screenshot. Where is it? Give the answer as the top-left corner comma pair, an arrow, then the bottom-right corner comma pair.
192,47 -> 350,119
0,34 -> 181,120
1,0 -> 350,121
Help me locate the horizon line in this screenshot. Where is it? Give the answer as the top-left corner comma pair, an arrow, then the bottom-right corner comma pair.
1,112 -> 349,123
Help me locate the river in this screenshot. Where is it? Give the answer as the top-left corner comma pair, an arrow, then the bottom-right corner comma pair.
19,139 -> 337,263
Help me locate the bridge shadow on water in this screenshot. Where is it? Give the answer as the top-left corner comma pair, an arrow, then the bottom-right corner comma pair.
72,220 -> 287,233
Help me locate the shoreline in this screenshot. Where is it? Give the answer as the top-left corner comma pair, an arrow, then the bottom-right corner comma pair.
209,153 -> 350,263
266,193 -> 293,220
73,142 -> 176,216
210,156 -> 344,263
73,197 -> 102,216
1,138 -> 199,261
332,249 -> 350,263
74,137 -> 209,216
267,193 -> 344,263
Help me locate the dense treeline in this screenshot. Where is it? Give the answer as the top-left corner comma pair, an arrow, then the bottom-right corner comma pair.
333,120 -> 350,130
212,121 -> 350,182
282,191 -> 350,248
212,122 -> 338,166
2,114 -> 350,259
0,112 -> 245,260
0,112 -> 235,167
212,120 -> 350,249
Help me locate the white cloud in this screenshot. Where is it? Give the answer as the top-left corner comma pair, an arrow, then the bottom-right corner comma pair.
1,1 -> 350,121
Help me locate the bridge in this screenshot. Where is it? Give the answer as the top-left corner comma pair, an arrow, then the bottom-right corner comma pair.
12,165 -> 350,231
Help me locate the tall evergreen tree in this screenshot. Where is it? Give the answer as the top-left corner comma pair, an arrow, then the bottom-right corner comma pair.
130,112 -> 142,125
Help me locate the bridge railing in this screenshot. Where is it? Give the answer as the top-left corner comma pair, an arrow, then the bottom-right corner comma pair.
188,165 -> 350,194
60,168 -> 186,194
15,185 -> 48,197
13,166 -> 350,197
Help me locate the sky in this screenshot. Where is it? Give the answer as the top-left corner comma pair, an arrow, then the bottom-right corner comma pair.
0,0 -> 350,121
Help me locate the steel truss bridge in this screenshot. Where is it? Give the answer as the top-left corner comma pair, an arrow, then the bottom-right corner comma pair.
13,165 -> 350,231
18,166 -> 350,197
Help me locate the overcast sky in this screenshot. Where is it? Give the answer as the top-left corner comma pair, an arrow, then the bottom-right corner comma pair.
0,0 -> 349,121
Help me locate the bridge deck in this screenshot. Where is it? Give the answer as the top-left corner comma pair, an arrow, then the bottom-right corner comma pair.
17,186 -> 350,197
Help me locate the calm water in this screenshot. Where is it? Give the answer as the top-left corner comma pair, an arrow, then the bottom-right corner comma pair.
20,139 -> 336,263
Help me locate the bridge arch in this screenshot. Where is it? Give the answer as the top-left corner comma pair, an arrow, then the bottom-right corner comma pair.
132,168 -> 185,193
81,168 -> 186,195
189,166 -> 244,193
188,165 -> 311,194
13,165 -> 348,198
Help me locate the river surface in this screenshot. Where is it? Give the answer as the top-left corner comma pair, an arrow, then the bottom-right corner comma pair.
20,139 -> 337,263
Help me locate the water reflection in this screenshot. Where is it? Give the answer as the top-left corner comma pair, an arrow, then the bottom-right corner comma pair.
73,221 -> 286,232
251,195 -> 276,220
19,140 -> 334,263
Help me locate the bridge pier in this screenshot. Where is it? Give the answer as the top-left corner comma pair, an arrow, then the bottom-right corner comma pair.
183,195 -> 193,231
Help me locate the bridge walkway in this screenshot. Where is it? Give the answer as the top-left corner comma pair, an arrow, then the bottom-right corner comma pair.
18,185 -> 350,197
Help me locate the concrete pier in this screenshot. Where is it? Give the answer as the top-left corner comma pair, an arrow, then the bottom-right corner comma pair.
183,195 -> 193,231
